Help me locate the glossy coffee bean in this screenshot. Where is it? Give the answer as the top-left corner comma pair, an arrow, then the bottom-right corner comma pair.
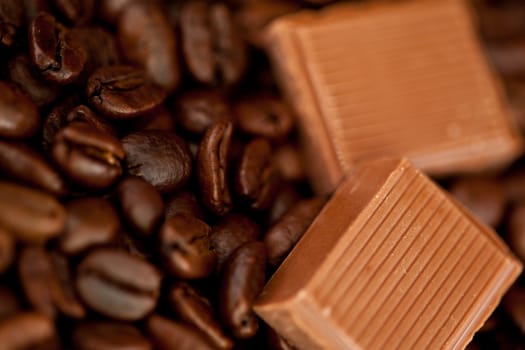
0,0 -> 23,48
165,191 -> 204,220
0,229 -> 14,274
159,214 -> 216,279
29,13 -> 87,84
147,314 -> 215,350
169,282 -> 233,350
42,95 -> 81,150
197,121 -> 233,215
0,313 -> 55,350
176,90 -> 231,135
117,176 -> 165,236
87,66 -> 166,119
49,252 -> 86,319
52,122 -> 125,189
263,197 -> 326,266
0,287 -> 20,320
59,198 -> 120,255
123,131 -> 192,193
0,181 -> 65,242
0,81 -> 40,139
73,322 -> 152,350
51,0 -> 94,25
76,249 -> 161,320
66,105 -> 117,137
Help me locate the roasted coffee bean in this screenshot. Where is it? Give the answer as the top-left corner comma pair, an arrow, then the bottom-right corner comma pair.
49,252 -> 86,319
0,229 -> 13,274
236,138 -> 280,210
165,191 -> 204,220
211,213 -> 260,269
220,241 -> 266,339
73,322 -> 152,350
180,1 -> 247,86
274,144 -> 305,182
197,121 -> 233,215
0,287 -> 20,320
129,106 -> 175,132
159,214 -> 216,279
87,65 -> 166,119
29,13 -> 87,84
66,105 -> 117,137
264,197 -> 326,266
122,131 -> 192,193
76,249 -> 161,320
115,231 -> 150,260
176,90 -> 231,135
0,0 -> 23,48
117,176 -> 164,236
73,26 -> 120,76
0,313 -> 55,350
43,95 -> 81,150
23,0 -> 50,22
169,282 -> 233,350
0,181 -> 65,242
52,122 -> 125,189
268,185 -> 300,224
51,0 -> 94,25
503,287 -> 525,333
508,203 -> 525,262
147,314 -> 215,350
118,1 -> 179,91
0,81 -> 39,139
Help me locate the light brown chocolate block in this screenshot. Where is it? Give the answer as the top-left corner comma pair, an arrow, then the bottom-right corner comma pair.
254,158 -> 522,350
265,0 -> 523,194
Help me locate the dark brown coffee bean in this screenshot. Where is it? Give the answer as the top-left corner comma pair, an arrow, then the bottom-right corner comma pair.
43,95 -> 81,150
169,282 -> 233,350
219,241 -> 266,339
128,106 -> 175,132
29,13 -> 87,84
147,314 -> 215,350
97,0 -> 136,24
235,138 -> 280,210
165,191 -> 204,220
23,0 -> 50,22
66,105 -> 117,137
76,249 -> 161,320
0,0 -> 23,48
0,81 -> 39,139
87,65 -> 166,119
211,213 -> 260,269
508,204 -> 525,262
0,140 -> 67,196
0,287 -> 20,320
180,1 -> 247,86
263,197 -> 326,266
73,322 -> 152,350
72,26 -> 120,76
114,231 -> 150,260
122,131 -> 192,193
274,144 -> 305,183
268,185 -> 300,224
49,252 -> 86,319
51,0 -> 94,25
0,181 -> 65,242
503,287 -> 525,333
118,1 -> 179,91
52,122 -> 125,189
176,90 -> 231,135
197,121 -> 233,215
0,312 -> 55,350
117,176 -> 164,236
159,214 -> 216,279
0,229 -> 13,274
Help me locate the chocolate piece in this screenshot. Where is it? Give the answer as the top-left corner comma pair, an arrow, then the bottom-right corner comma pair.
265,0 -> 523,194
254,158 -> 521,350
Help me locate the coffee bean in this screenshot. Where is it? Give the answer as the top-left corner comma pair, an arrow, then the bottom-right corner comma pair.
97,0 -> 135,24
0,0 -> 23,48
263,197 -> 326,266
0,229 -> 14,274
73,322 -> 152,350
43,95 -> 81,150
176,90 -> 231,135
66,105 -> 117,137
51,0 -> 94,25
115,231 -> 150,260
0,287 -> 20,321
503,287 -> 525,333
49,252 -> 86,319
72,26 -> 120,76
52,122 -> 125,189
117,176 -> 165,236
165,191 -> 204,220
76,249 -> 161,320
122,131 -> 192,193
268,185 -> 300,224
29,13 -> 87,84
147,314 -> 215,350
86,65 -> 166,119
128,106 -> 175,132
159,214 -> 216,279
197,121 -> 233,215
0,313 -> 55,350
169,282 -> 233,350
0,81 -> 40,139
220,241 -> 266,339
0,181 -> 65,242
274,144 -> 305,183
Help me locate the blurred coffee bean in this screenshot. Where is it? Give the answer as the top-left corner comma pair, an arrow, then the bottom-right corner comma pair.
264,197 -> 326,266
23,0 -> 50,22
0,0 -> 23,48
180,1 -> 247,86
169,282 -> 233,350
123,131 -> 192,193
51,0 -> 94,25
66,105 -> 117,137
29,13 -> 87,84
159,214 -> 216,279
268,185 -> 300,224
43,95 -> 81,150
508,203 -> 525,262
0,287 -> 20,320
128,106 -> 175,132
147,314 -> 215,350
0,229 -> 14,274
220,242 -> 266,339
503,287 -> 525,333
0,140 -> 67,196
197,121 -> 233,215
49,252 -> 86,319
274,144 -> 305,182
72,26 -> 120,77
176,90 -> 231,135
73,322 -> 152,350
97,0 -> 136,24
59,197 -> 120,255
165,191 -> 204,220
76,249 -> 161,320
0,181 -> 65,242
0,313 -> 55,350
117,176 -> 165,236
0,81 -> 39,139
87,65 -> 166,119
52,122 -> 125,189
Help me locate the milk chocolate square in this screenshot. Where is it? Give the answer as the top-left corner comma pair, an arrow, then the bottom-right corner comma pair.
266,0 -> 523,194
254,158 -> 522,350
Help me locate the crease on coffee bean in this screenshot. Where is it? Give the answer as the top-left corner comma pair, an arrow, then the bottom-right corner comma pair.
81,268 -> 158,297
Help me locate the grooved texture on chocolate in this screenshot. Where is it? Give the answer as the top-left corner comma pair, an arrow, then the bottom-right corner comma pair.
254,158 -> 522,350
266,0 -> 523,194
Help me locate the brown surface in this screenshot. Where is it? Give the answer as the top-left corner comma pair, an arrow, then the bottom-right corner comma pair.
265,0 -> 523,194
254,157 -> 522,350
